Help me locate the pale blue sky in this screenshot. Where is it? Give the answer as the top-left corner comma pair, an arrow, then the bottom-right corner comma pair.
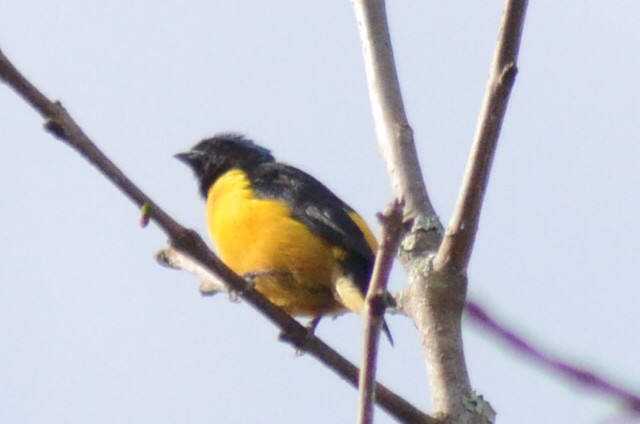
2,1 -> 639,423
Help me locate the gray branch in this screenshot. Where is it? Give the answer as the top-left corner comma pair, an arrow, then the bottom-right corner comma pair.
353,0 -> 528,422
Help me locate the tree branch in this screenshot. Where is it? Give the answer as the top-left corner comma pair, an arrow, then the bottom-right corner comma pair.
157,246 -> 226,295
358,199 -> 408,424
352,0 -> 528,422
434,0 -> 528,274
466,301 -> 640,415
352,0 -> 479,420
351,0 -> 443,257
0,48 -> 434,424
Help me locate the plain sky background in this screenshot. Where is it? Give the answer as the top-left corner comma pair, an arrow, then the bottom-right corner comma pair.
2,1 -> 639,423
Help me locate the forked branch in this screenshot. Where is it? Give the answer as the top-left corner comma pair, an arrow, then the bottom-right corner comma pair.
354,0 -> 528,422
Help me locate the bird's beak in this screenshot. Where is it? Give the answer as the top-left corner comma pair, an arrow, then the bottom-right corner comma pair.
174,151 -> 199,164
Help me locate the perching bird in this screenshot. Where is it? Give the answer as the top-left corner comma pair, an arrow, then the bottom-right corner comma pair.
176,133 -> 392,343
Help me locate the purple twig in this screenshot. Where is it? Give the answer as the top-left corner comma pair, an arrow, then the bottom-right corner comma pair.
465,300 -> 640,413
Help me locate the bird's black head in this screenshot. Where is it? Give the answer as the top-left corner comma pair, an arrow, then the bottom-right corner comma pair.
175,133 -> 275,198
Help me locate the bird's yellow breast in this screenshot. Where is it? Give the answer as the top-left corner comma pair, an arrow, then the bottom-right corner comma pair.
205,169 -> 347,316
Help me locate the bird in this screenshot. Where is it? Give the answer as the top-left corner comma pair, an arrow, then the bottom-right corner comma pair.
175,133 -> 392,344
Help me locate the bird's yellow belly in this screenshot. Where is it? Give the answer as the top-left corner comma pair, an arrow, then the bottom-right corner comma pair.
206,170 -> 346,316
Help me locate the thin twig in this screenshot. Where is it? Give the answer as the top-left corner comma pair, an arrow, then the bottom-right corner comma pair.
434,0 -> 528,274
358,199 -> 408,424
0,48 -> 434,424
466,301 -> 640,414
156,246 -> 226,295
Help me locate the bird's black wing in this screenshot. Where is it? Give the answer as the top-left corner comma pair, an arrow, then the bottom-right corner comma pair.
249,162 -> 375,290
251,162 -> 394,345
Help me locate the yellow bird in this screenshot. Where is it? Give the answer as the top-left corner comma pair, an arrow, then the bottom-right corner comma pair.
176,133 -> 392,343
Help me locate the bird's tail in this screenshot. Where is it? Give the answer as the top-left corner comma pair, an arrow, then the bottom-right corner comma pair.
382,319 -> 394,347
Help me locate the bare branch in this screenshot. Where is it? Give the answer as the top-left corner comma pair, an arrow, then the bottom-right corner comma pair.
351,0 -> 442,255
351,0 -> 528,421
156,246 -> 225,295
466,301 -> 640,415
0,48 -> 434,424
352,0 -> 472,417
434,0 -> 528,274
358,199 -> 408,424
352,0 -> 477,419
